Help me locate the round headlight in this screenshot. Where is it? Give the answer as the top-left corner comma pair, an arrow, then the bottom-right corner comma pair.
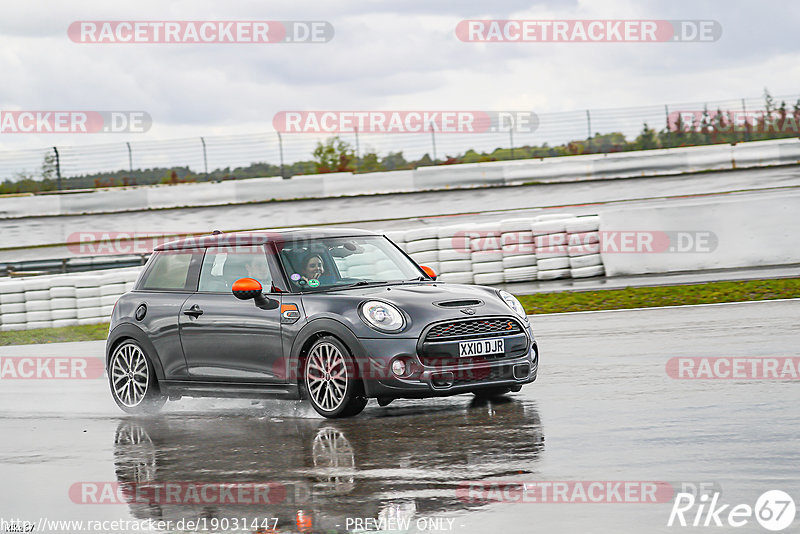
499,290 -> 527,319
360,300 -> 405,332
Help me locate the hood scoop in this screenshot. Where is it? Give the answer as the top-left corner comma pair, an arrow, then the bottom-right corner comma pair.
434,299 -> 484,308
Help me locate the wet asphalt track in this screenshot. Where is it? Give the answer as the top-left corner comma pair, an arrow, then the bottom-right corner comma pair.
0,300 -> 799,533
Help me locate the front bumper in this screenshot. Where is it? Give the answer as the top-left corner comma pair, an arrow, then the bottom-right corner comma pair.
356,331 -> 538,399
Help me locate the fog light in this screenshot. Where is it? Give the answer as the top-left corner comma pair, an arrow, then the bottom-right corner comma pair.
391,359 -> 407,377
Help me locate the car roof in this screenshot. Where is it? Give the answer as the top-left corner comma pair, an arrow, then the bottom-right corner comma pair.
153,227 -> 381,251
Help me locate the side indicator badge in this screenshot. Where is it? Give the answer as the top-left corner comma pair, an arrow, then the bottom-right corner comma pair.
281,303 -> 301,324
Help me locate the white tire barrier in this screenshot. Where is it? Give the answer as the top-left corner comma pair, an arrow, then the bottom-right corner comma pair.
502,255 -> 537,268
409,250 -> 439,264
473,261 -> 504,274
51,308 -> 78,320
100,283 -> 126,297
569,254 -> 603,269
438,272 -> 474,284
25,310 -> 51,322
501,243 -> 534,257
405,227 -> 439,241
24,300 -> 50,312
472,250 -> 504,263
535,233 -> 568,248
504,266 -> 539,283
0,302 -> 25,314
1,312 -> 26,324
100,295 -> 120,307
50,286 -> 77,298
75,287 -> 101,299
568,231 -> 600,246
77,307 -> 103,319
473,272 -> 505,285
565,215 -> 601,233
52,319 -> 79,328
537,268 -> 571,280
568,243 -> 601,257
536,245 -> 568,259
24,289 -> 50,301
0,291 -> 25,304
438,248 -> 472,261
437,225 -> 465,238
537,257 -> 571,270
438,260 -> 472,273
571,264 -> 606,278
405,238 -> 438,254
500,218 -> 536,233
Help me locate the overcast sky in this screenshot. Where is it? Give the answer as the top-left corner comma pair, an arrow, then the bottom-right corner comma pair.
1,0 -> 799,168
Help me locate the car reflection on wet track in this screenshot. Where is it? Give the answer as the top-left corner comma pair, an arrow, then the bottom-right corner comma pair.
112,398 -> 543,532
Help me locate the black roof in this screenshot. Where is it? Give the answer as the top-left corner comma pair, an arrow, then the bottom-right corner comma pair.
153,227 -> 380,251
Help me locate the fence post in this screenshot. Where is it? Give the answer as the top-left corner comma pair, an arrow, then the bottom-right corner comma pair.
200,137 -> 208,175
52,146 -> 62,191
430,122 -> 437,162
741,98 -> 750,141
664,104 -> 670,131
277,132 -> 287,179
126,142 -> 133,172
586,110 -> 592,152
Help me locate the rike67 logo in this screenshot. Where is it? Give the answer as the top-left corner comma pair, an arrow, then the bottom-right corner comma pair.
668,490 -> 796,531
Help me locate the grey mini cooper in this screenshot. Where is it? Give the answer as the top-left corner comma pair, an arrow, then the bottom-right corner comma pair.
106,228 -> 538,418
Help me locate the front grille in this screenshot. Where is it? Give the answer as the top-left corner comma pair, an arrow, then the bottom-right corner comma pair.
425,317 -> 523,342
451,365 -> 513,387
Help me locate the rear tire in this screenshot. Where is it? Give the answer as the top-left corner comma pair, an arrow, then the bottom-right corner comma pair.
302,336 -> 367,418
109,341 -> 166,415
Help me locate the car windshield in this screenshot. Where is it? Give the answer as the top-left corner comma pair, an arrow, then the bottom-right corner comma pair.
278,236 -> 424,291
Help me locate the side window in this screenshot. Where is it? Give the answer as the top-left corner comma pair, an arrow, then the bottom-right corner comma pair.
198,246 -> 273,292
139,251 -> 197,291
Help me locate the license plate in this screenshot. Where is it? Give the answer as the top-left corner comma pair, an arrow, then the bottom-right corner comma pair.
459,338 -> 504,357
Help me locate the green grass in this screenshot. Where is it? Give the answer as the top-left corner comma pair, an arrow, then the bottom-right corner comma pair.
1,278 -> 798,346
517,277 -> 800,314
0,323 -> 110,346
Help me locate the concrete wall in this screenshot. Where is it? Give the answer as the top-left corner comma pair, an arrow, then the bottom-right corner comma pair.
1,138 -> 797,219
598,190 -> 800,276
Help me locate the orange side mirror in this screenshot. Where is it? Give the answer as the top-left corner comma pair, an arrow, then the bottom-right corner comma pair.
232,277 -> 263,300
420,265 -> 437,280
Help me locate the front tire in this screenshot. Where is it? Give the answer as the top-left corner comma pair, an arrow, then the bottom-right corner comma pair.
302,336 -> 367,418
109,341 -> 166,415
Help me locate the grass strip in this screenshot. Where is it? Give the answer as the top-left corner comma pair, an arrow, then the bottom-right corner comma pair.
517,277 -> 800,314
1,278 -> 797,346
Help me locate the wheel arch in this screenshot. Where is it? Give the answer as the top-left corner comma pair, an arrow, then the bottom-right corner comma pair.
290,318 -> 368,389
106,323 -> 167,383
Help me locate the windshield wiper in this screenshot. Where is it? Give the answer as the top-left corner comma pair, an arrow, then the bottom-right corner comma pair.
326,280 -> 390,291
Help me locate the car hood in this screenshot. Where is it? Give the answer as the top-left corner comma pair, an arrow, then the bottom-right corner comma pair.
299,283 -> 524,338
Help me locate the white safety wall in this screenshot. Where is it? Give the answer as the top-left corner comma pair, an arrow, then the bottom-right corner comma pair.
1,138 -> 798,218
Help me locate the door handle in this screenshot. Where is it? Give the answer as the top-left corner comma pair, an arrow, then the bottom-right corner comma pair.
183,305 -> 204,318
